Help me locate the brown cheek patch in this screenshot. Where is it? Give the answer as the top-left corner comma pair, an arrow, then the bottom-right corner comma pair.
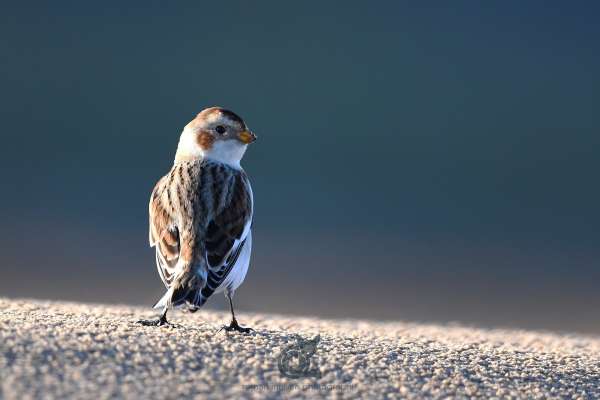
197,130 -> 215,150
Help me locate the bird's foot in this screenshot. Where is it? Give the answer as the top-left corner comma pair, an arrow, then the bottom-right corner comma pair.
220,319 -> 253,334
137,314 -> 169,327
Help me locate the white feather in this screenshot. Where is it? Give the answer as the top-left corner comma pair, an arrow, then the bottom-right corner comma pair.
202,140 -> 248,169
216,231 -> 252,294
153,287 -> 173,309
216,176 -> 253,293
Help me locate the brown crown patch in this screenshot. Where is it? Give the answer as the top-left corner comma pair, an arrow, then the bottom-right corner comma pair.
197,107 -> 246,129
197,130 -> 215,150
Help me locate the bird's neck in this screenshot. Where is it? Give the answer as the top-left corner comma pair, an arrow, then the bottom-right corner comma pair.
200,140 -> 247,169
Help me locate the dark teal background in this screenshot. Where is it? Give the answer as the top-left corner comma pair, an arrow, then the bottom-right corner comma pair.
1,1 -> 599,332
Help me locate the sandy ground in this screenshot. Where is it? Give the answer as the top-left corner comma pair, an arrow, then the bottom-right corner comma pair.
1,299 -> 599,399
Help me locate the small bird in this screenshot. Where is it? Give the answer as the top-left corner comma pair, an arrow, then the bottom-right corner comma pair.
138,107 -> 257,333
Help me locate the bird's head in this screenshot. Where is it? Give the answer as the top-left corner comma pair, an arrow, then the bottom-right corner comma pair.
175,107 -> 256,167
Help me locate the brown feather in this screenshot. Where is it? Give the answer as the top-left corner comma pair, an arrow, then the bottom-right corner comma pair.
196,107 -> 246,129
196,130 -> 215,151
149,156 -> 252,304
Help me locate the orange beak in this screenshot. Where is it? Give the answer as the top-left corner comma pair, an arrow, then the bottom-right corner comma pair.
238,130 -> 257,144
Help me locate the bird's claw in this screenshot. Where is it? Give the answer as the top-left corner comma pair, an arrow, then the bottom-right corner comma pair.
137,315 -> 169,327
220,319 -> 253,334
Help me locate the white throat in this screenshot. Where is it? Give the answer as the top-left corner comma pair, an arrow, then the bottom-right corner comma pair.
203,140 -> 247,168
174,128 -> 247,168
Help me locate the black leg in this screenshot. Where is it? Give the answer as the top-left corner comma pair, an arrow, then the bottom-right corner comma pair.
137,307 -> 170,326
221,293 -> 252,333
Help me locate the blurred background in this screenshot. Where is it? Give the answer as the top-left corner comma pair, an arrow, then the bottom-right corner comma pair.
1,1 -> 599,333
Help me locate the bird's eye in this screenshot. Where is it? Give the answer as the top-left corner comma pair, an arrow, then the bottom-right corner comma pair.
215,125 -> 226,135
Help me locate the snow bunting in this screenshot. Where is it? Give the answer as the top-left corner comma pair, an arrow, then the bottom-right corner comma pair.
138,107 -> 256,333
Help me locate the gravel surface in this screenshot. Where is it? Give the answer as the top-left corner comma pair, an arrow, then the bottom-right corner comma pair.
1,298 -> 599,399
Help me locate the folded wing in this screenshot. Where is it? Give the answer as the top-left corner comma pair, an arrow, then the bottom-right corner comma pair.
188,166 -> 253,306
149,175 -> 180,288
